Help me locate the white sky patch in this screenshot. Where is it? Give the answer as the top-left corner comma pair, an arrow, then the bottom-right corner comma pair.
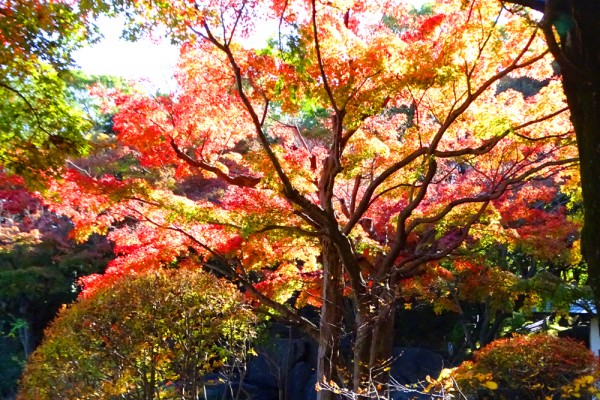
73,14 -> 278,90
73,1 -> 432,89
73,16 -> 179,90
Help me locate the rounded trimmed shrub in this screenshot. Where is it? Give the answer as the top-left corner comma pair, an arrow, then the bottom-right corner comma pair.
455,334 -> 600,399
18,268 -> 257,400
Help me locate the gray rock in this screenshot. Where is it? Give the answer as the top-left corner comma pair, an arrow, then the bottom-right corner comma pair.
246,338 -> 309,389
245,354 -> 280,389
286,361 -> 316,400
390,347 -> 444,385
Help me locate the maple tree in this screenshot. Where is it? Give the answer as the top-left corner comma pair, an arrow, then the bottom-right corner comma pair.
43,0 -> 580,397
403,250 -> 590,356
401,185 -> 588,355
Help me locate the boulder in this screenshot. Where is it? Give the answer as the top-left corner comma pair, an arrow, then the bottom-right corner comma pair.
390,347 -> 444,385
286,361 -> 317,400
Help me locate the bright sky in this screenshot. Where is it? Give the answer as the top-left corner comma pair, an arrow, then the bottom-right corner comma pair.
74,17 -> 180,90
73,2 -> 428,89
73,15 -> 274,90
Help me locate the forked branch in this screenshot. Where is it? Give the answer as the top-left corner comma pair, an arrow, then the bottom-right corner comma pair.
169,137 -> 261,187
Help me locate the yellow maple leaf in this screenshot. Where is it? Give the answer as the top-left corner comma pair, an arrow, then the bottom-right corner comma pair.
482,381 -> 498,390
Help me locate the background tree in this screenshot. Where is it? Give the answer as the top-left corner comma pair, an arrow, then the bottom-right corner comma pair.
0,0 -> 129,181
18,268 -> 257,400
43,0 -> 579,397
0,66 -> 132,397
402,182 -> 589,357
0,171 -> 112,398
502,0 -> 600,308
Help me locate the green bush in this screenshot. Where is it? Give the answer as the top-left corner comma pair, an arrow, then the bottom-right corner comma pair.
18,268 -> 257,400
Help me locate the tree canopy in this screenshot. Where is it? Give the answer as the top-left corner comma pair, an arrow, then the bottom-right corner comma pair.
0,0 -> 126,180
37,0 -> 582,397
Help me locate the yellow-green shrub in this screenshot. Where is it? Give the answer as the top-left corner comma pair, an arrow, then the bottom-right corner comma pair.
18,268 -> 257,400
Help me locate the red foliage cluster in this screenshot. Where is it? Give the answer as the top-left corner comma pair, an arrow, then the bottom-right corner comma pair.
403,14 -> 446,42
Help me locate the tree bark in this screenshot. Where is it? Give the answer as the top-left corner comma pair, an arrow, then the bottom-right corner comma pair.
571,81 -> 600,308
353,294 -> 373,395
18,318 -> 34,357
368,296 -> 395,390
352,286 -> 396,398
316,237 -> 345,400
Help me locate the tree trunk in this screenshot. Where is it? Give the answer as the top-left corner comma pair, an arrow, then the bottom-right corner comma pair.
567,80 -> 600,305
353,294 -> 373,395
368,295 -> 395,393
18,318 -> 34,357
316,237 -> 345,400
352,287 -> 396,398
542,0 -> 600,307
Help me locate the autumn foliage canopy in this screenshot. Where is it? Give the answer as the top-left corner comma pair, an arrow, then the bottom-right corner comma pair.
41,0 -> 580,394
